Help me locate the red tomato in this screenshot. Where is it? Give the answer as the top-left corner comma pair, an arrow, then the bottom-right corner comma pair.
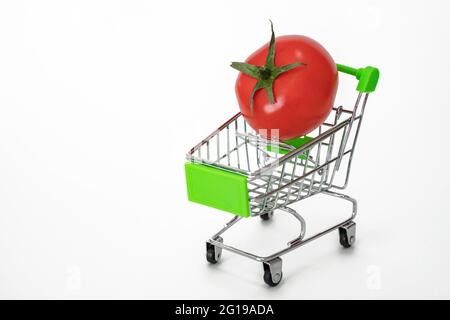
232,29 -> 338,141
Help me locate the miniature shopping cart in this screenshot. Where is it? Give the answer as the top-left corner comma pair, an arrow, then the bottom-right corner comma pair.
185,64 -> 379,286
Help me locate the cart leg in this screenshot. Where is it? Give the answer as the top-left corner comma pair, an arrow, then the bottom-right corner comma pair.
206,236 -> 223,264
262,257 -> 283,287
339,221 -> 356,248
205,191 -> 357,285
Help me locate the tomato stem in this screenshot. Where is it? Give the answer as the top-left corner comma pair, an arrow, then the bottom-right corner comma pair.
231,21 -> 305,115
259,68 -> 272,80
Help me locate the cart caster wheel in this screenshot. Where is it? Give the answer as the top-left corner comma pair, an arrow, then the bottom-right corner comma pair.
339,221 -> 356,248
262,258 -> 283,287
260,211 -> 273,221
206,237 -> 223,264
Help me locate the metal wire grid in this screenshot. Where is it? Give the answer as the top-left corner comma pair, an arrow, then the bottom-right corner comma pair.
187,93 -> 368,216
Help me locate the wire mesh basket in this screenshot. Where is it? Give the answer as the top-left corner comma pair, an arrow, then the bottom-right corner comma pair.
185,64 -> 379,286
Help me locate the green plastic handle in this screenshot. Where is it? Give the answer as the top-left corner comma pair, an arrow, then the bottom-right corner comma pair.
337,63 -> 380,93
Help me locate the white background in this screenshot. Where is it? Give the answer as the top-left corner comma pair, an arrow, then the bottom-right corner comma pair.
1,0 -> 449,299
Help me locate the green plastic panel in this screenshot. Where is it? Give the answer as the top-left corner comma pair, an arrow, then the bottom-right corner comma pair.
185,163 -> 250,217
337,64 -> 380,93
284,135 -> 313,149
267,135 -> 313,159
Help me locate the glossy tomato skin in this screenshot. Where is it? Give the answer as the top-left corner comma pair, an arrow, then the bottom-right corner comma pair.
235,35 -> 338,140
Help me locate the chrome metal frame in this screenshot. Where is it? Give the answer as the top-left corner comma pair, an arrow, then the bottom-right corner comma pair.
208,190 -> 356,263
186,91 -> 370,283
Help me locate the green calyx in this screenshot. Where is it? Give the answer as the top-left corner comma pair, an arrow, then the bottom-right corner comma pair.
231,21 -> 305,115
